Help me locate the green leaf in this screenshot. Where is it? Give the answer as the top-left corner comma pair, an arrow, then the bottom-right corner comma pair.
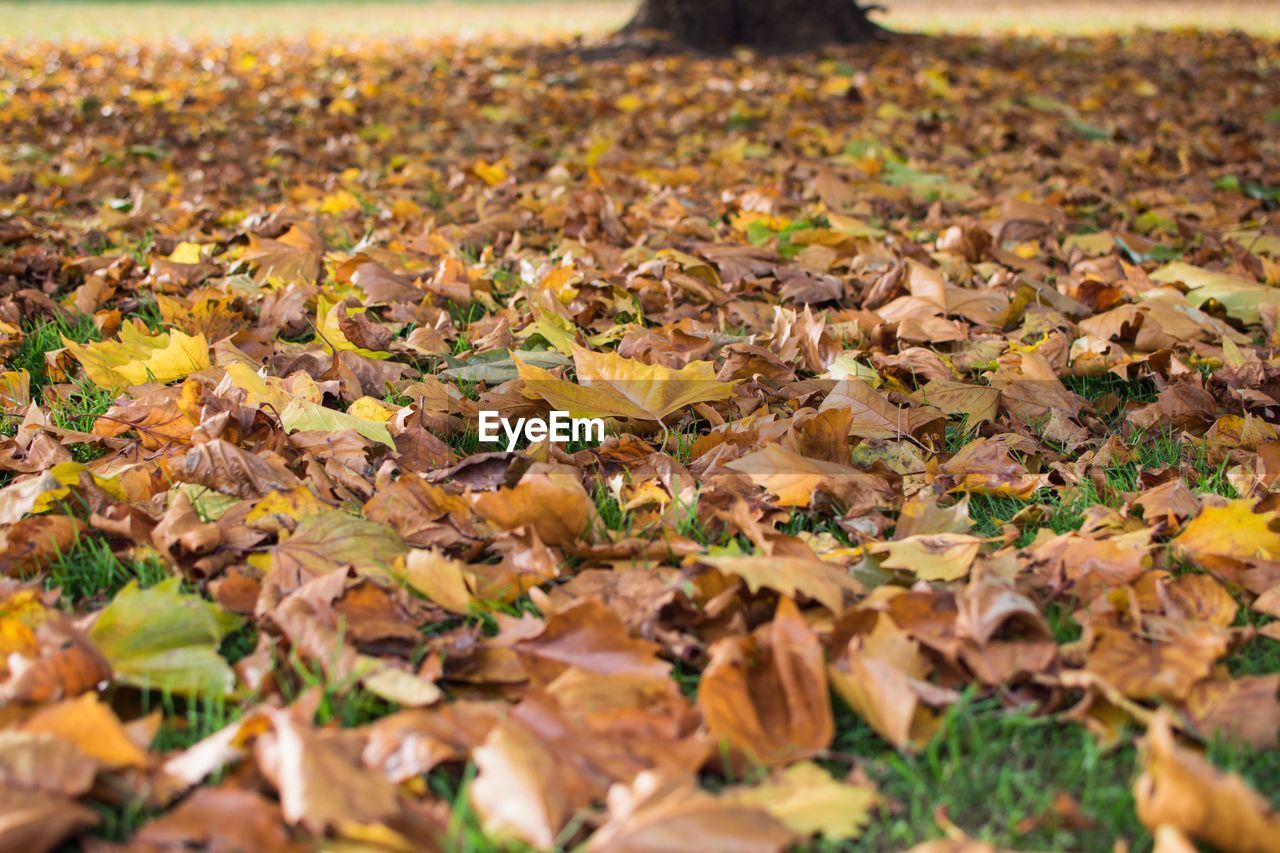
279,399 -> 394,448
89,577 -> 242,698
1244,182 -> 1280,202
440,349 -> 571,384
1151,261 -> 1280,324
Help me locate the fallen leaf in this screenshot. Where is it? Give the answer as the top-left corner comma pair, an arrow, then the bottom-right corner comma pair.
699,554 -> 862,613
20,693 -> 149,769
1134,709 -> 1280,851
1172,499 -> 1280,564
257,708 -> 401,835
470,718 -> 573,850
518,345 -> 735,422
0,785 -> 98,853
698,597 -> 833,767
722,761 -> 878,841
63,325 -> 210,388
471,471 -> 596,549
89,578 -> 242,697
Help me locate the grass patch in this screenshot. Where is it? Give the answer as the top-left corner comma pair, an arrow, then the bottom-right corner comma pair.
87,798 -> 157,844
49,378 -> 115,462
427,762 -> 501,852
148,694 -> 242,752
829,696 -> 1146,851
592,479 -> 634,534
45,535 -> 169,604
11,313 -> 99,392
1227,635 -> 1280,677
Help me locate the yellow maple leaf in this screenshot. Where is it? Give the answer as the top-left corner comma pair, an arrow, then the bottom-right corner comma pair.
473,158 -> 508,186
1172,499 -> 1280,563
167,241 -> 206,264
869,533 -> 983,582
63,324 -> 210,388
223,362 -> 394,447
699,554 -> 862,613
722,762 -> 878,842
516,345 -> 735,422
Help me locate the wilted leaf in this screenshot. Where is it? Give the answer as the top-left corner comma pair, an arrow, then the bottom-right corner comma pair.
0,731 -> 96,796
0,516 -> 84,578
133,786 -> 297,852
279,398 -> 395,448
471,471 -> 595,549
1172,499 -> 1280,564
726,443 -> 895,511
1134,710 -> 1280,851
588,771 -> 794,853
20,693 -> 149,769
268,510 -> 407,578
1151,261 -> 1280,324
869,533 -> 982,582
398,549 -> 477,614
698,597 -> 832,767
0,785 -> 98,853
515,597 -> 670,685
257,708 -> 401,834
470,719 -> 573,850
242,222 -> 325,284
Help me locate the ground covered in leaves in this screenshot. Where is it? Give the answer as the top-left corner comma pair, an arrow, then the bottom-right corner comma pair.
1,28 -> 1279,852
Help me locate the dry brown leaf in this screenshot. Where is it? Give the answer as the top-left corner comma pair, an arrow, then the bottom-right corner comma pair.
471,470 -> 596,549
470,718 -> 574,851
698,597 -> 833,767
0,784 -> 99,853
699,554 -> 861,613
588,771 -> 794,853
1134,709 -> 1280,852
256,708 -> 401,835
515,597 -> 670,685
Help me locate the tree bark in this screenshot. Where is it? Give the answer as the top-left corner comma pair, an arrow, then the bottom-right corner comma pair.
623,0 -> 881,51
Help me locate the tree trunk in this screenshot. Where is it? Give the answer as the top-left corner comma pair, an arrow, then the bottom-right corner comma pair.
623,0 -> 881,51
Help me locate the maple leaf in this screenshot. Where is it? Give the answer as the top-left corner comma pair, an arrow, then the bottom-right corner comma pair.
258,708 -> 402,835
1150,261 -> 1280,324
266,510 -> 407,578
588,772 -> 794,852
241,222 -> 325,284
726,443 -> 895,510
516,344 -> 736,422
869,532 -> 983,582
469,719 -> 574,850
699,554 -> 862,613
62,325 -> 210,388
1172,499 -> 1280,564
722,762 -> 878,842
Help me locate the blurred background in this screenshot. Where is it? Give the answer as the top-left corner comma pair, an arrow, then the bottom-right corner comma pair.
3,0 -> 1279,41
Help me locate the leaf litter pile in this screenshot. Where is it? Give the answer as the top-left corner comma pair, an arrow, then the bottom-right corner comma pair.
1,28 -> 1279,852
